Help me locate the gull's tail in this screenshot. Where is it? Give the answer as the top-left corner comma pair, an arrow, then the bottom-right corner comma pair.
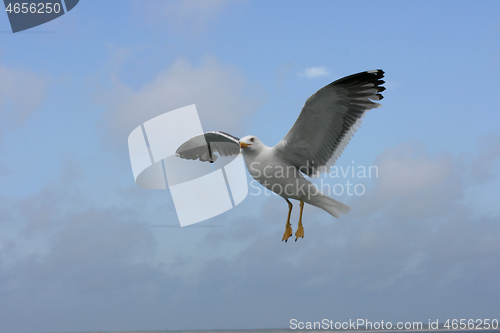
303,192 -> 351,218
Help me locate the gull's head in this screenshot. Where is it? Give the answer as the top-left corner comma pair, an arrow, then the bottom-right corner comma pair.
239,135 -> 262,151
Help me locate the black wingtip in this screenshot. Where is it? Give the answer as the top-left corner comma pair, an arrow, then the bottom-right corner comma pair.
331,69 -> 385,87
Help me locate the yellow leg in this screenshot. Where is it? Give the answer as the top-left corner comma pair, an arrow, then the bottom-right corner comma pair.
282,199 -> 293,242
295,199 -> 304,241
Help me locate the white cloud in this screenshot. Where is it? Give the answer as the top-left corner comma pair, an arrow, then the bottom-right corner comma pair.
101,57 -> 261,142
299,66 -> 329,79
353,141 -> 462,219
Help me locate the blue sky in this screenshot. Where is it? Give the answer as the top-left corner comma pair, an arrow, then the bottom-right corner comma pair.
1,1 -> 500,332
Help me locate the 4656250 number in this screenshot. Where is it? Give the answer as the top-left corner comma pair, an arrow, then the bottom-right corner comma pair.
444,319 -> 498,330
5,2 -> 61,14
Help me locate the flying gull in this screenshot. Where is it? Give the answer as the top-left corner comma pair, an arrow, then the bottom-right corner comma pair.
176,70 -> 385,241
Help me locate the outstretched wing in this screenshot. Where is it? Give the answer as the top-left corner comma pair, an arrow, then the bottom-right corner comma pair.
175,131 -> 240,163
274,69 -> 385,177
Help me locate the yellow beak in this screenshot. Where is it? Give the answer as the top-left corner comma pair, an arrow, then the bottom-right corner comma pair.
239,142 -> 250,148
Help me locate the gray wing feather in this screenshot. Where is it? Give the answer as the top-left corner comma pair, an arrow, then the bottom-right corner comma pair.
274,70 -> 385,177
176,131 -> 240,163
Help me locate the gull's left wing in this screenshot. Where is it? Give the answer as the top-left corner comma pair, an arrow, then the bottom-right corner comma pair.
274,69 -> 385,177
176,131 -> 240,163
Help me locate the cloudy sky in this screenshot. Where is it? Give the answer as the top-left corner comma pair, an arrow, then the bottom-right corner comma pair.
1,1 -> 500,332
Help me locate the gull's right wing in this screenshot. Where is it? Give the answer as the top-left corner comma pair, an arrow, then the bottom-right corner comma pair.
175,131 -> 240,163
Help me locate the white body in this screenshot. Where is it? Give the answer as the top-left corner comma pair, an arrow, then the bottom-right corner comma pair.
240,136 -> 350,218
245,145 -> 310,198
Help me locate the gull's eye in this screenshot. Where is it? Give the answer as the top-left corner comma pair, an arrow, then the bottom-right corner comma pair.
250,138 -> 255,142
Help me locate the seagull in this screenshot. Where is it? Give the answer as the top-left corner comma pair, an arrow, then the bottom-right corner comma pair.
176,70 -> 385,241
